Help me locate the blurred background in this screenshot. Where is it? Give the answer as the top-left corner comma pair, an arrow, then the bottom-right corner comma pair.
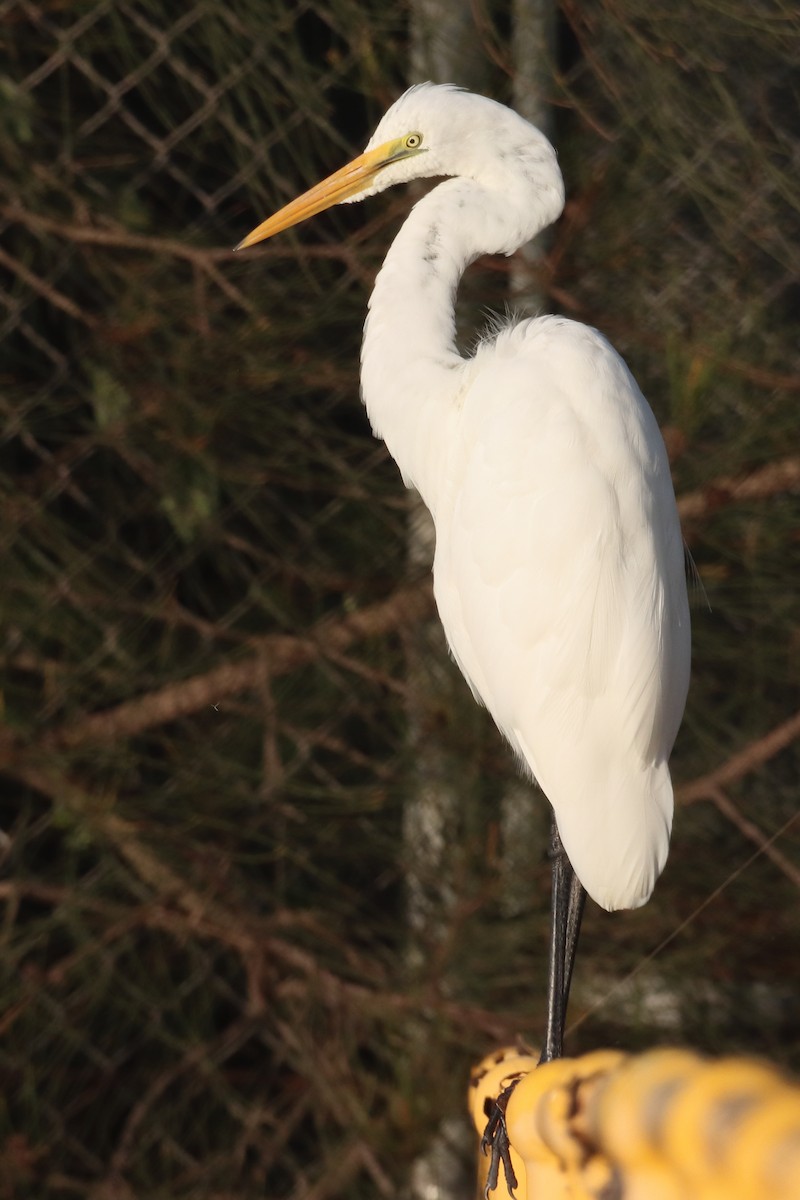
1,1 -> 798,1197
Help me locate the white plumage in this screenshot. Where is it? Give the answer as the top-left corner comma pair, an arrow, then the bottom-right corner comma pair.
430,316 -> 687,910
237,82 -> 691,915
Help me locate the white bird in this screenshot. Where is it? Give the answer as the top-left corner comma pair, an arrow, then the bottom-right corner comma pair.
236,82 -> 690,1102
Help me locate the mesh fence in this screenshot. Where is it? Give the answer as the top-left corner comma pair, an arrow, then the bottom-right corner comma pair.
1,1 -> 799,1196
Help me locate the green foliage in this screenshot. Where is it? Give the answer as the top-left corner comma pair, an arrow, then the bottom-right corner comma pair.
0,1 -> 798,1196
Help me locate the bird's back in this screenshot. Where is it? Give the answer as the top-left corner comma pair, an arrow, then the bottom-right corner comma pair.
431,316 -> 690,911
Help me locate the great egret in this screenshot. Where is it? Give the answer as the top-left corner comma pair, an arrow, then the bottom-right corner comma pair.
236,80 -> 690,1160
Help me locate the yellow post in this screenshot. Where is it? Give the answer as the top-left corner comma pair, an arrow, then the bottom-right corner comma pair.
503,1051 -> 626,1200
471,1047 -> 800,1200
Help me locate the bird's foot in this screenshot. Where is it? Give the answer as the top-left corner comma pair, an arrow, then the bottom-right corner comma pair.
481,1078 -> 520,1199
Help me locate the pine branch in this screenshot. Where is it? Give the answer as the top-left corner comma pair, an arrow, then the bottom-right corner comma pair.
0,766 -> 513,1042
2,583 -> 433,754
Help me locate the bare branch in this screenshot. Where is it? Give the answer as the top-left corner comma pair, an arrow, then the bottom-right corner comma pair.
0,244 -> 98,327
708,786 -> 800,889
678,456 -> 800,521
678,710 -> 800,804
26,583 -> 433,753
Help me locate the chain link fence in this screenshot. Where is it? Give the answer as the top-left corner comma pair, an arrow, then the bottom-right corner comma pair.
1,1 -> 798,1196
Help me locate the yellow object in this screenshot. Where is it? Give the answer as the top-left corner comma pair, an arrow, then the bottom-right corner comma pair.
472,1047 -> 800,1200
504,1051 -> 626,1200
588,1048 -> 704,1200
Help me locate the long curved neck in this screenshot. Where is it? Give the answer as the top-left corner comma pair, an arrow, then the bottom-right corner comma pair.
360,181 -> 483,513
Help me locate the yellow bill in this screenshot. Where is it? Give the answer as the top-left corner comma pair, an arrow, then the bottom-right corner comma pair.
234,135 -> 424,250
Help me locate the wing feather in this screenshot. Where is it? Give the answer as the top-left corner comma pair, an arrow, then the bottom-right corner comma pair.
432,317 -> 690,909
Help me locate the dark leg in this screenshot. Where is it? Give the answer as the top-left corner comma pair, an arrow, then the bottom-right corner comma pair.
481,811 -> 586,1195
539,812 -> 586,1063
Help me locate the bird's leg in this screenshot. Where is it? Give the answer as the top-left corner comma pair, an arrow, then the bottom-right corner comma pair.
539,812 -> 586,1064
482,815 -> 587,1196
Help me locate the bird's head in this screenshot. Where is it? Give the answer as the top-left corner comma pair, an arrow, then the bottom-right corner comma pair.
235,83 -> 563,251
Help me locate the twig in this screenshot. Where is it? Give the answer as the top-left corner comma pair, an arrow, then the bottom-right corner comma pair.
678,709 -> 800,804
677,456 -> 800,520
0,244 -> 98,327
0,768 -> 513,1042
567,807 -> 800,1041
31,582 -> 433,752
545,282 -> 800,394
108,1017 -> 257,1177
1,204 -> 375,278
707,786 -> 800,889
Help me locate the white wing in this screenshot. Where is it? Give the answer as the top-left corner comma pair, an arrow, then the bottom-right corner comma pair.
433,317 -> 690,910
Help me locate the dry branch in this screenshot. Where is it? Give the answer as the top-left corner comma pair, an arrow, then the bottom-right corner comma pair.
9,438 -> 797,762
30,582 -> 433,752
0,244 -> 98,327
677,456 -> 800,521
677,709 -> 800,805
2,763 -> 514,1042
707,786 -> 800,889
0,205 -> 378,285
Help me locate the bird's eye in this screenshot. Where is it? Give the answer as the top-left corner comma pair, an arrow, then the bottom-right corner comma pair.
404,132 -> 423,149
